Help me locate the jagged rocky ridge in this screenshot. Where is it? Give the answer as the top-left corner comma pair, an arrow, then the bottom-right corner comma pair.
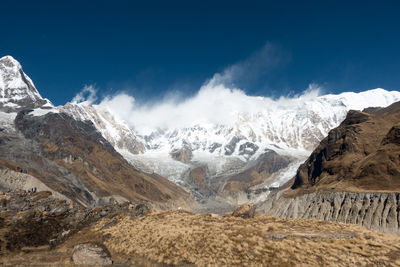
260,101 -> 400,233
0,109 -> 192,207
291,101 -> 400,193
58,102 -> 145,155
0,56 -> 51,112
0,56 -> 193,208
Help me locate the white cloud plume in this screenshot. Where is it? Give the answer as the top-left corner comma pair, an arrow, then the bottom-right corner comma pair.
72,85 -> 98,104
95,82 -> 322,135
207,42 -> 290,89
72,43 -> 322,135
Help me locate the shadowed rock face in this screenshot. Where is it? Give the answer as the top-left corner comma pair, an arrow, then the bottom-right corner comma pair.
382,124 -> 400,146
170,147 -> 192,163
261,101 -> 400,233
60,103 -> 146,155
15,110 -> 117,158
0,110 -> 192,207
223,150 -> 291,194
0,190 -> 135,252
291,101 -> 400,193
232,203 -> 256,218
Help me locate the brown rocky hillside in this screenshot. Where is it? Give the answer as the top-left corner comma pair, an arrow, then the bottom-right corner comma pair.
291,101 -> 400,195
260,101 -> 400,234
0,110 -> 193,208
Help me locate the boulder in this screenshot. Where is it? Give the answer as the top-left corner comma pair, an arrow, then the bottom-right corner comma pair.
170,147 -> 192,163
72,242 -> 112,265
130,203 -> 150,220
232,203 -> 256,218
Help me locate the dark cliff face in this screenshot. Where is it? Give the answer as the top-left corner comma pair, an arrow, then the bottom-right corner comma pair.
254,149 -> 291,174
260,102 -> 400,233
290,101 -> 400,194
0,110 -> 191,207
291,111 -> 364,189
222,149 -> 292,194
15,111 -> 117,158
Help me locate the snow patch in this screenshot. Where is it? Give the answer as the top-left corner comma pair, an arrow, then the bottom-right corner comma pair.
29,108 -> 60,117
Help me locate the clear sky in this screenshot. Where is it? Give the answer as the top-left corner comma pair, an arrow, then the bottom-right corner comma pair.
1,0 -> 400,105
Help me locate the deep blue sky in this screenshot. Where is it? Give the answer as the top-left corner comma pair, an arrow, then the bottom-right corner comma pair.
1,0 -> 400,105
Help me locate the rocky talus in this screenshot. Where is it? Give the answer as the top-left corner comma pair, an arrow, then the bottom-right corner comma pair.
260,191 -> 400,234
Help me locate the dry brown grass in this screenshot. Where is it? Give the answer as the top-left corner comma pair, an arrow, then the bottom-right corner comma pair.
98,210 -> 400,266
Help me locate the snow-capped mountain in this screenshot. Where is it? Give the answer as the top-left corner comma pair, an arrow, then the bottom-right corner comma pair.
137,88 -> 400,156
0,55 -> 144,155
0,56 -> 192,207
2,55 -> 400,207
62,86 -> 400,206
0,56 -> 52,112
59,102 -> 145,155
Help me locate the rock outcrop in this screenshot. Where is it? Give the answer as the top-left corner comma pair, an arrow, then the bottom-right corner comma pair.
170,147 -> 192,163
217,150 -> 293,205
260,101 -> 400,234
72,243 -> 112,265
260,191 -> 400,234
291,102 -> 400,193
0,190 -> 133,251
232,203 -> 256,218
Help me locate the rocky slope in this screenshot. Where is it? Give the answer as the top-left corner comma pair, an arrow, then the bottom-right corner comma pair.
0,190 -> 133,253
58,102 -> 145,155
291,101 -> 400,193
260,101 -> 400,233
0,56 -> 193,209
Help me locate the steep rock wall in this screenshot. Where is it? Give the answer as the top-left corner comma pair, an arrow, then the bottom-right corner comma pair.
260,191 -> 400,234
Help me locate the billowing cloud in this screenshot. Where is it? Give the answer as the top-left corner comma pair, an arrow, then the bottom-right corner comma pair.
94,83 -> 322,135
72,85 -> 97,104
207,42 -> 290,89
72,43 -> 321,135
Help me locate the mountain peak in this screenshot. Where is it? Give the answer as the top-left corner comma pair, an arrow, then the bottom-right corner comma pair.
0,55 -> 22,68
0,55 -> 50,112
